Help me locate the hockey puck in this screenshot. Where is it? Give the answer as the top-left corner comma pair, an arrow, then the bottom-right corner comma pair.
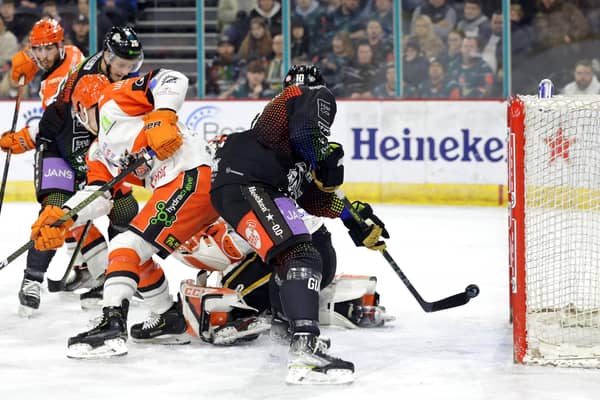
465,284 -> 480,298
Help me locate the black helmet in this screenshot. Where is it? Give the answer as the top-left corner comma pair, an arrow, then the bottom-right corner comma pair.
103,26 -> 143,72
283,64 -> 325,88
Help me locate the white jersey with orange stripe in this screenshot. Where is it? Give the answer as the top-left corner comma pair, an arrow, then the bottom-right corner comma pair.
87,69 -> 211,190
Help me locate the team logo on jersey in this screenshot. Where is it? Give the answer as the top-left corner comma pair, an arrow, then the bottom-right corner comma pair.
72,137 -> 90,153
286,162 -> 308,199
150,201 -> 176,227
243,219 -> 262,249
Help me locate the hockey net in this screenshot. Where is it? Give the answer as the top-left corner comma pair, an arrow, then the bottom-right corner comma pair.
508,94 -> 600,367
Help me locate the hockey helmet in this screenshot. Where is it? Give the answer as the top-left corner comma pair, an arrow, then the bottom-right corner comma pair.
29,18 -> 65,47
72,74 -> 110,110
283,64 -> 325,88
103,26 -> 144,72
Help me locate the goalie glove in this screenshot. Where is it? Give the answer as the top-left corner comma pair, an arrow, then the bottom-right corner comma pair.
341,201 -> 389,251
0,126 -> 35,154
143,109 -> 183,160
311,142 -> 344,193
30,205 -> 75,250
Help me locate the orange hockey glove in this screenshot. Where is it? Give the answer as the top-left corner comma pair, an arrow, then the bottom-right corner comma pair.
143,109 -> 183,160
0,127 -> 35,154
11,50 -> 39,85
30,206 -> 75,251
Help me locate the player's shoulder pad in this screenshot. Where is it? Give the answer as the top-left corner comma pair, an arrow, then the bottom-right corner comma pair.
149,69 -> 189,111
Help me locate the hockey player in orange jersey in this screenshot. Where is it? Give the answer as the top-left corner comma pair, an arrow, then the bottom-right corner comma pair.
1,18 -> 83,153
29,69 -> 220,358
0,26 -> 144,317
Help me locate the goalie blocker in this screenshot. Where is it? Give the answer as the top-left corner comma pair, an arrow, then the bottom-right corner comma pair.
174,218 -> 393,331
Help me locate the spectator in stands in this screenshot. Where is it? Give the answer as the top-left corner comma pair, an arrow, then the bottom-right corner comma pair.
329,0 -> 367,41
417,57 -> 461,98
291,17 -> 311,62
406,14 -> 445,60
317,31 -> 353,88
481,11 -> 502,73
206,34 -> 242,97
443,29 -> 465,71
456,0 -> 491,48
561,59 -> 600,94
372,62 -> 397,97
1,0 -> 26,42
217,0 -> 256,34
221,58 -> 273,99
293,0 -> 330,56
449,35 -> 495,98
411,0 -> 457,39
69,13 -> 89,56
338,40 -> 382,98
0,16 -> 18,67
533,0 -> 590,51
99,0 -> 137,24
365,18 -> 392,64
402,37 -> 429,87
266,33 -> 284,93
363,0 -> 394,37
249,0 -> 282,37
238,17 -> 273,62
41,1 -> 60,20
78,0 -> 111,48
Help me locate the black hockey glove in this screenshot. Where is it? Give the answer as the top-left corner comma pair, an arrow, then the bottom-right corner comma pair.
312,142 -> 344,193
342,201 -> 389,251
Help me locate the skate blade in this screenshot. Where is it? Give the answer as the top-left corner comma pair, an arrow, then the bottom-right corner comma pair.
131,333 -> 191,345
286,366 -> 354,385
211,319 -> 271,345
80,298 -> 102,310
18,305 -> 35,318
66,338 -> 128,359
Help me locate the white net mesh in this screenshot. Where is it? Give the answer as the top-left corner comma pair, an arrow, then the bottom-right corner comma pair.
521,95 -> 600,366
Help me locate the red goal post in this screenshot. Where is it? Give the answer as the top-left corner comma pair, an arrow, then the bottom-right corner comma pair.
508,94 -> 600,367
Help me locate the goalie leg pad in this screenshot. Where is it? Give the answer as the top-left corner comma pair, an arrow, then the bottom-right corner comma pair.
179,280 -> 269,345
319,275 -> 393,328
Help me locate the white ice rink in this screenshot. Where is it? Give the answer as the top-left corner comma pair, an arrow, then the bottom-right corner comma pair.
0,202 -> 599,400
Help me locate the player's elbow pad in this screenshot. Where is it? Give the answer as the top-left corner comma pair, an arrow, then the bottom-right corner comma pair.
151,69 -> 189,112
312,142 -> 344,192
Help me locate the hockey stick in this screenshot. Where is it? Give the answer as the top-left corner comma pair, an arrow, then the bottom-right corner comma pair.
0,75 -> 26,216
0,149 -> 155,271
336,189 -> 480,313
47,219 -> 92,292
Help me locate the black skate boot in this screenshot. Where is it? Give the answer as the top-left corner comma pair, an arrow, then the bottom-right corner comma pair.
130,299 -> 190,345
67,299 -> 129,359
79,283 -> 104,310
18,276 -> 42,318
287,333 -> 354,385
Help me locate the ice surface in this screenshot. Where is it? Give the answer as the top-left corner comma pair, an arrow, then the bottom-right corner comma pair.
0,203 -> 599,400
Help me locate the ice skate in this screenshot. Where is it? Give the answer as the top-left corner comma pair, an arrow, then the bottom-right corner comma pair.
286,333 -> 354,385
18,277 -> 42,318
67,300 -> 129,359
130,300 -> 190,345
79,283 -> 104,310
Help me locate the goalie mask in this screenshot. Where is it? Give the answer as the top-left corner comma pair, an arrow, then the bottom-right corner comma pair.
283,64 -> 325,88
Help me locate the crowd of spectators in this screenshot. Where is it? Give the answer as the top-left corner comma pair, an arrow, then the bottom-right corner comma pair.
1,0 -> 599,101
209,0 -> 600,99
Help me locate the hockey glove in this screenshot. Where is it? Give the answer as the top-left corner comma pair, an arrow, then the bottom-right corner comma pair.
11,50 -> 38,85
341,201 -> 389,251
143,109 -> 183,160
0,127 -> 35,154
312,142 -> 344,193
30,206 -> 75,251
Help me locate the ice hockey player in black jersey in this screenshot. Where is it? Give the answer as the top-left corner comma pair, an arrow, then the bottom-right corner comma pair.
210,64 -> 389,384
